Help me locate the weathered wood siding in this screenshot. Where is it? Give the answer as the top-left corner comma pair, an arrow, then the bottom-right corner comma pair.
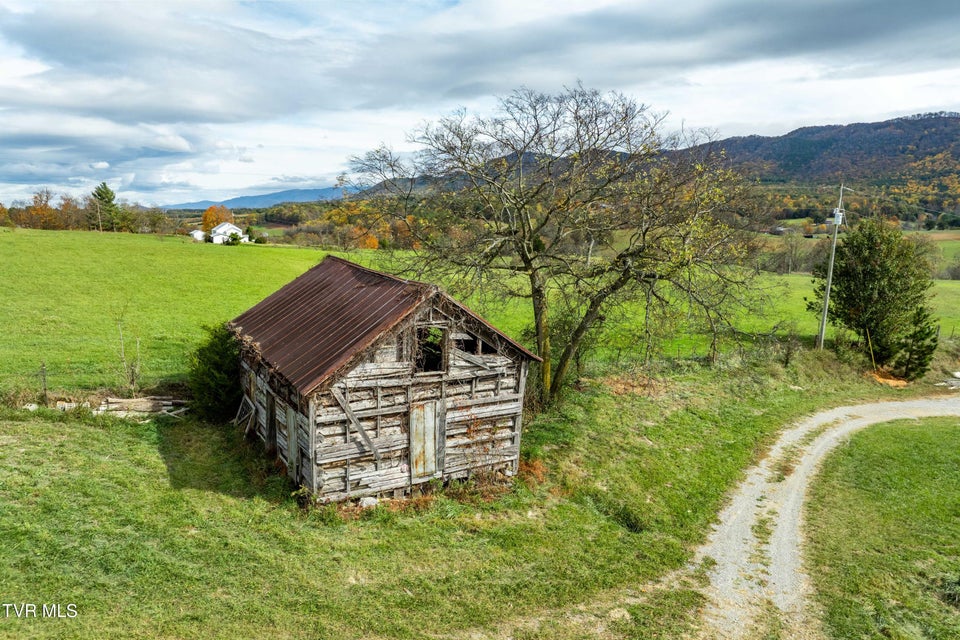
239,359 -> 314,489
309,310 -> 526,503
240,297 -> 530,503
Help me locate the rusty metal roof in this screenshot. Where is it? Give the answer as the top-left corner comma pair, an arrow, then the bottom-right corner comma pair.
230,255 -> 538,395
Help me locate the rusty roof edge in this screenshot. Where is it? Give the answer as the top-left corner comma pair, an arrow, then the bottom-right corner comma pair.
229,254 -> 419,327
322,255 -> 432,288
331,256 -> 540,362
297,284 -> 438,396
228,327 -> 298,394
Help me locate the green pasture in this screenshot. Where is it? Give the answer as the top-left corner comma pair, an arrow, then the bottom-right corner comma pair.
1,229 -> 325,391
1,228 -> 957,638
807,418 -> 960,639
2,228 -> 958,395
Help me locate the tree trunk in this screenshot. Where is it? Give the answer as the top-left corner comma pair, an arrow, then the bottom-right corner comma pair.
530,274 -> 551,404
549,272 -> 633,399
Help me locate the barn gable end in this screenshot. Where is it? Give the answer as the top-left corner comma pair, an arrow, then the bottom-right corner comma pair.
229,256 -> 539,502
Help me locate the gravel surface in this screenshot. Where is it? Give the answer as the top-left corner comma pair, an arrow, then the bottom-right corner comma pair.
692,395 -> 960,639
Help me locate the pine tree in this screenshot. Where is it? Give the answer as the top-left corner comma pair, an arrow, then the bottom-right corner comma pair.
89,182 -> 119,231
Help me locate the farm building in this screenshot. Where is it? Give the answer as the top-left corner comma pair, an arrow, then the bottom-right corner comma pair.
210,222 -> 249,244
229,256 -> 540,502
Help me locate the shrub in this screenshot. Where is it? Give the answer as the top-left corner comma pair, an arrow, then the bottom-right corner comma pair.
188,324 -> 241,422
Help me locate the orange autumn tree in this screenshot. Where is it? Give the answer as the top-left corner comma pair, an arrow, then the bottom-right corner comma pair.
201,205 -> 233,234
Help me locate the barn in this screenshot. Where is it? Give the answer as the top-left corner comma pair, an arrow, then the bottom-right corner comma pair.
229,256 -> 540,502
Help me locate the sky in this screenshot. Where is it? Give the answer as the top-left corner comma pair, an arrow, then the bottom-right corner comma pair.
2,0 -> 960,206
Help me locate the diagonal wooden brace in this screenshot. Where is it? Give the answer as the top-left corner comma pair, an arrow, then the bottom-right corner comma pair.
331,387 -> 382,466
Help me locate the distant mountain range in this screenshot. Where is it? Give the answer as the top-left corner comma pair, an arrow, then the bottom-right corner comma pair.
162,186 -> 350,210
713,111 -> 960,185
162,113 -> 960,211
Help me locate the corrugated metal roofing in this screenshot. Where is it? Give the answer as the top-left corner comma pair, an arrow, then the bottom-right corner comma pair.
230,255 -> 538,395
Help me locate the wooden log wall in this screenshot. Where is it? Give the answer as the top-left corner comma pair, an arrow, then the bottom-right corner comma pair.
239,359 -> 314,489
310,328 -> 526,503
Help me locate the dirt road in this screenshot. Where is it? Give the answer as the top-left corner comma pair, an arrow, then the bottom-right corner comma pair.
692,396 -> 960,639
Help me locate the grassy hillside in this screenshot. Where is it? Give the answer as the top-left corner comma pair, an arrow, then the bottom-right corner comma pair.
0,229 -> 327,392
1,357 -> 944,639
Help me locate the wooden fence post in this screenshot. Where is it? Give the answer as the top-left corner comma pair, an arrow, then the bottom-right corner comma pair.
39,362 -> 48,406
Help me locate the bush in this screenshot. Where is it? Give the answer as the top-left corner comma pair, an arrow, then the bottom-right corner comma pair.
942,260 -> 960,280
188,324 -> 241,422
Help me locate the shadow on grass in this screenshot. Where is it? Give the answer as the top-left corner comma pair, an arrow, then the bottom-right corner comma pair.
155,415 -> 294,502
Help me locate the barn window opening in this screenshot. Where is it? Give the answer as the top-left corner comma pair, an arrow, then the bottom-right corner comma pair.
415,327 -> 445,372
480,339 -> 498,355
453,333 -> 478,354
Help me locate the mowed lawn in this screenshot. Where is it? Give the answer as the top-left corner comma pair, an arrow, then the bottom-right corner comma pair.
806,418 -> 960,639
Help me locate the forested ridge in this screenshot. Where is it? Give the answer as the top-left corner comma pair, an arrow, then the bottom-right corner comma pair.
713,112 -> 960,222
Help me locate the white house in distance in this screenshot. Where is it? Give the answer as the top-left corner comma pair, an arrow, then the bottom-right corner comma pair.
210,222 -> 249,244
189,229 -> 206,242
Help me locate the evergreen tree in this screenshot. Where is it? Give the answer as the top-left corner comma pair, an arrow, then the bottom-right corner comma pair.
807,217 -> 938,377
89,182 -> 119,231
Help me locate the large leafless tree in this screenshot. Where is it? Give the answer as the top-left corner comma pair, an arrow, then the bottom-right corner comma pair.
351,85 -> 765,404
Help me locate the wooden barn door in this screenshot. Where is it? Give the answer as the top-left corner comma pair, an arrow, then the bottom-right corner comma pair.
410,401 -> 438,480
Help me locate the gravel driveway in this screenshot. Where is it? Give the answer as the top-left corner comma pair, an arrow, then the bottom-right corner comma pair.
692,395 -> 960,639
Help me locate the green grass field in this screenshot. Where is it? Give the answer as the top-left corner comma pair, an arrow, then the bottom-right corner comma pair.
806,418 -> 960,639
1,227 -> 958,638
0,408 -> 659,639
0,353 -> 938,639
3,228 -> 958,396
927,230 -> 960,266
0,229 -> 334,392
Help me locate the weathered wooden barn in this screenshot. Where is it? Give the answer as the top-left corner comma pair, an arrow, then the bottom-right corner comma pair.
229,256 -> 540,502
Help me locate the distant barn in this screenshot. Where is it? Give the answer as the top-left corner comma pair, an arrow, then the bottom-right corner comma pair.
229,256 -> 539,502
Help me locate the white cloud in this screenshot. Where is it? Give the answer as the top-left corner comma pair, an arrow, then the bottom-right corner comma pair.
0,0 -> 959,204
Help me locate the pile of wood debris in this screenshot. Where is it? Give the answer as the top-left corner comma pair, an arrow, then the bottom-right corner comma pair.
23,396 -> 189,419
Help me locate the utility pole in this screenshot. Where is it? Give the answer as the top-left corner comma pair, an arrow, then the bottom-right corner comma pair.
816,185 -> 845,349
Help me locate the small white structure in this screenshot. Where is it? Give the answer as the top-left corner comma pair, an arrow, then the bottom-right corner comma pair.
210,222 -> 249,244
189,229 -> 206,242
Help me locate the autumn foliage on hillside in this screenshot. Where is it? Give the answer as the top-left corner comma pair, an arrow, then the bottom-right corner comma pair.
1,187 -> 170,232
720,113 -> 960,226
264,199 -> 421,250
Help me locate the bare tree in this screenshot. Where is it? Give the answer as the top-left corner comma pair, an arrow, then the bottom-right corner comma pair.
351,85 -> 765,404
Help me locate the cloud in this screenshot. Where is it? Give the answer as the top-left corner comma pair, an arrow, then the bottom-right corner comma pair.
0,1 -> 347,124
333,0 -> 960,107
0,0 -> 959,204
